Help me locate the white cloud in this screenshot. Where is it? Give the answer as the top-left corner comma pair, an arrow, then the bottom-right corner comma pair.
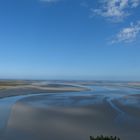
92,0 -> 140,22
112,21 -> 140,43
131,0 -> 140,7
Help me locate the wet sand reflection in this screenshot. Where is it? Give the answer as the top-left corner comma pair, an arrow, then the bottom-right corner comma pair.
4,88 -> 140,140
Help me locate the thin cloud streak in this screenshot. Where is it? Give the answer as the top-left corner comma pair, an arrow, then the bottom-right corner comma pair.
92,0 -> 140,22
111,21 -> 140,44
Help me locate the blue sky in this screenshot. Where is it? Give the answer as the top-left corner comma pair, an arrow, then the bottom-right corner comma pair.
0,0 -> 140,80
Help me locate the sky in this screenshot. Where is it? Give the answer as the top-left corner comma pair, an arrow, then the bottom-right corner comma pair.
0,0 -> 140,81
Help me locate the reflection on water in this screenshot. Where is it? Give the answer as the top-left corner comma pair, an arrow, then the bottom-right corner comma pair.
0,95 -> 30,139
0,85 -> 140,140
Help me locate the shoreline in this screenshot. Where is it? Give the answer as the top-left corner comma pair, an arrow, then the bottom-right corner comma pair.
0,85 -> 90,99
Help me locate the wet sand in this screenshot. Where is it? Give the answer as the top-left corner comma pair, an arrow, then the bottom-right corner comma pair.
0,85 -> 88,98
0,82 -> 140,140
4,92 -> 140,140
113,94 -> 140,120
4,98 -> 118,140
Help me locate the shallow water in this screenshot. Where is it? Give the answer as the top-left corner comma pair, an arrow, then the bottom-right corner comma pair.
0,85 -> 140,140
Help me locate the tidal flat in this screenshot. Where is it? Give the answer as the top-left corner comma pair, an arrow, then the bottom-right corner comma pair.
0,80 -> 140,140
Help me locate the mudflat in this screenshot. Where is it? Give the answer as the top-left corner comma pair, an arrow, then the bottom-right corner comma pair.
4,91 -> 140,140
0,80 -> 88,98
0,81 -> 140,140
